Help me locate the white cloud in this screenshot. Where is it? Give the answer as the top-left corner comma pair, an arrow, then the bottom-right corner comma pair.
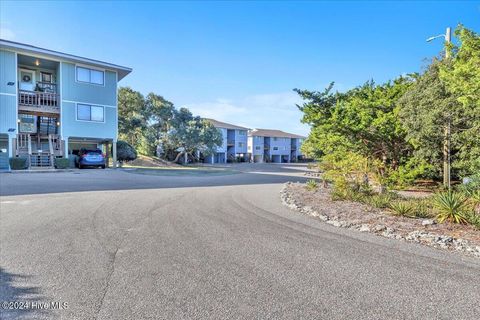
181,91 -> 310,136
0,25 -> 15,40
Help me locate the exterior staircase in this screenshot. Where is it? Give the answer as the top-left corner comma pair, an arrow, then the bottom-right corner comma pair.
13,133 -> 64,169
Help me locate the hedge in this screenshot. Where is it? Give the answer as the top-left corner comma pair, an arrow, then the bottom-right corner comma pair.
9,157 -> 28,170
54,158 -> 70,169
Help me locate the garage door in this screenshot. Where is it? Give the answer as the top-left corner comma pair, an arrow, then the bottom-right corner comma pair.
271,155 -> 281,163
0,135 -> 9,170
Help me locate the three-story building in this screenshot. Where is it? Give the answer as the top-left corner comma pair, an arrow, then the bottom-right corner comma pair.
0,40 -> 131,169
203,118 -> 249,163
248,129 -> 305,163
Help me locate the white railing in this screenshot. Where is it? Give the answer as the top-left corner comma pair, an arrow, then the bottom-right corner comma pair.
18,90 -> 59,109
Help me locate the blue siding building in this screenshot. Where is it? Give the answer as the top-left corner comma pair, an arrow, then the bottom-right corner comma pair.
0,39 -> 131,169
203,119 -> 249,163
248,129 -> 305,163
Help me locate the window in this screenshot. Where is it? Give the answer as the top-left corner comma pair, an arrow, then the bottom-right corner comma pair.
273,137 -> 278,141
77,104 -> 104,122
238,130 -> 246,135
273,147 -> 279,151
41,72 -> 52,83
255,146 -> 261,150
76,66 -> 104,85
238,142 -> 244,148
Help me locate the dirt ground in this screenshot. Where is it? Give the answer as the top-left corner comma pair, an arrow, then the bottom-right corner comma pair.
287,183 -> 480,246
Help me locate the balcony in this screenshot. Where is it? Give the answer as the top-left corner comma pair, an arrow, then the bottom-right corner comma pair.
18,87 -> 59,114
227,140 -> 235,146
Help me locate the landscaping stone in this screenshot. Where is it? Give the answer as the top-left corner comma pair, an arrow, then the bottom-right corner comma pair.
421,219 -> 436,226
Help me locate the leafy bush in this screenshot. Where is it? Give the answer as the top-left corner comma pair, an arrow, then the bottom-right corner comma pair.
117,140 -> 137,163
433,190 -> 469,224
389,201 -> 413,216
387,158 -> 437,188
457,173 -> 480,196
9,157 -> 28,170
320,152 -> 370,193
54,158 -> 69,169
305,179 -> 318,191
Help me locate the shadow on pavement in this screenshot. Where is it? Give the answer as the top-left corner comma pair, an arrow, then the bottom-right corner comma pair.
0,267 -> 52,319
0,164 -> 314,197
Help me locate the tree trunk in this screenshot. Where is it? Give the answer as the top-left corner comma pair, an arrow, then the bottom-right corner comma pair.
174,151 -> 184,163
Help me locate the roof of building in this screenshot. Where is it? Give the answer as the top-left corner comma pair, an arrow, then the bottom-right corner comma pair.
0,39 -> 132,80
249,129 -> 306,139
204,118 -> 249,130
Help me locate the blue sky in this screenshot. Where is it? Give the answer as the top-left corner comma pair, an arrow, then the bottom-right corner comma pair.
1,1 -> 479,135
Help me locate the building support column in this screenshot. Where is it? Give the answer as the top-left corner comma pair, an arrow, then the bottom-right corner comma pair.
105,141 -> 110,168
112,140 -> 117,168
63,136 -> 69,158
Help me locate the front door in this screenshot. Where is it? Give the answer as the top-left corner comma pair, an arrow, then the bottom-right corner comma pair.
19,69 -> 35,91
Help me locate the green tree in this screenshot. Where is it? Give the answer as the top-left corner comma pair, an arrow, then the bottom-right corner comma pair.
295,76 -> 413,171
117,87 -> 146,150
398,61 -> 466,179
161,108 -> 223,163
141,93 -> 176,155
439,25 -> 480,175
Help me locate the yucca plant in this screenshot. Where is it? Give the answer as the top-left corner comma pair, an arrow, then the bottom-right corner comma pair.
433,190 -> 469,224
411,200 -> 434,218
389,201 -> 413,217
366,194 -> 394,209
305,179 -> 318,191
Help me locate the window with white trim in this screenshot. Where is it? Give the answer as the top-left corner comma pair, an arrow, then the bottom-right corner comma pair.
76,66 -> 104,85
255,146 -> 261,150
77,104 -> 104,122
238,142 -> 244,148
273,147 -> 279,151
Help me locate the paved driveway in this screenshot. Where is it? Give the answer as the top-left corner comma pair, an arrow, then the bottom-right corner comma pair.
1,164 -> 479,319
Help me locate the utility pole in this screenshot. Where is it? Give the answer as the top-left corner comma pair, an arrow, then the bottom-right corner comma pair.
444,27 -> 451,189
427,27 -> 452,189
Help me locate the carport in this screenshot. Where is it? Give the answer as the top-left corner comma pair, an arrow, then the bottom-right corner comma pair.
67,137 -> 117,168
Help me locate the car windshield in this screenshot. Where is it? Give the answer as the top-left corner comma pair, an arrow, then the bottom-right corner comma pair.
85,149 -> 102,154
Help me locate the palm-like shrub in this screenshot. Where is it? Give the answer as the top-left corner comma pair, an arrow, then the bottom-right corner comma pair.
433,190 -> 469,224
389,201 -> 413,217
306,179 -> 318,191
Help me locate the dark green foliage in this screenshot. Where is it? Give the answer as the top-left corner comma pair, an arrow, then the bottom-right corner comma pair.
9,157 -> 28,170
389,201 -> 413,216
54,158 -> 69,169
117,87 -> 223,162
296,25 -> 479,187
433,190 -> 469,224
117,140 -> 137,163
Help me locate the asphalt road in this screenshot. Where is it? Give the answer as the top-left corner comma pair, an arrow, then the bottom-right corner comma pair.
1,164 -> 479,320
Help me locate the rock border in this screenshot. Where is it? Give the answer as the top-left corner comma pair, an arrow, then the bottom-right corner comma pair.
280,182 -> 480,258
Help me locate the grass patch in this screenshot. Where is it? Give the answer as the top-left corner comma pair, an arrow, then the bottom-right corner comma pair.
125,167 -> 239,176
